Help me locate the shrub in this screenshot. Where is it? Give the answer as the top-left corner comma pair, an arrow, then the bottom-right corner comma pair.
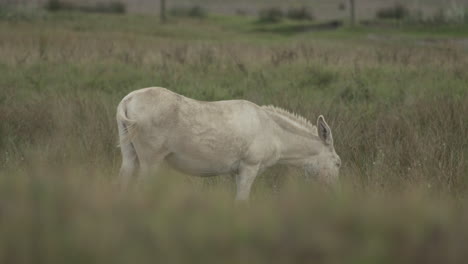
45,0 -> 77,12
235,9 -> 248,16
45,0 -> 64,11
0,6 -> 46,21
376,3 -> 409,19
45,0 -> 126,14
258,7 -> 284,23
404,6 -> 468,25
440,5 -> 468,24
169,5 -> 207,18
287,6 -> 314,21
90,2 -> 126,14
188,5 -> 207,18
338,3 -> 346,11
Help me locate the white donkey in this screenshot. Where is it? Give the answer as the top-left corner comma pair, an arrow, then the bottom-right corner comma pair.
117,87 -> 341,200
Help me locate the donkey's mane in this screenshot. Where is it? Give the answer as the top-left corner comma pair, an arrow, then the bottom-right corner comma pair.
261,105 -> 317,137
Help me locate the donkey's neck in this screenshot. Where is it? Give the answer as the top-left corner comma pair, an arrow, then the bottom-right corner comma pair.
261,106 -> 321,166
276,130 -> 321,166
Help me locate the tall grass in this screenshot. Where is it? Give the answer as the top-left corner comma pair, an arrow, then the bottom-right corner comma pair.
0,12 -> 468,263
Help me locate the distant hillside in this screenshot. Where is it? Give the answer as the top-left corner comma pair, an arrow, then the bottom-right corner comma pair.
6,0 -> 468,20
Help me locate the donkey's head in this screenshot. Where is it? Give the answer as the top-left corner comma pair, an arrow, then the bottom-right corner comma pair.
304,115 -> 341,187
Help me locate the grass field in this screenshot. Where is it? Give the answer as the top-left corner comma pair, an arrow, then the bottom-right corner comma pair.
1,10 -> 468,264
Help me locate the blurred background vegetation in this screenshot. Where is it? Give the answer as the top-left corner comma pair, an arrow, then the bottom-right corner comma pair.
1,0 -> 468,263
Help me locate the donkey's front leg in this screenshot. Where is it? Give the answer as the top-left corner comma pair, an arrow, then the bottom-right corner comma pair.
235,162 -> 260,201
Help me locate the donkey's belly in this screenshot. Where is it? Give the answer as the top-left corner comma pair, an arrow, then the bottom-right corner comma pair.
165,153 -> 239,177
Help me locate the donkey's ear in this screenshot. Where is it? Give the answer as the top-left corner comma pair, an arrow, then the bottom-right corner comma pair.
317,115 -> 333,145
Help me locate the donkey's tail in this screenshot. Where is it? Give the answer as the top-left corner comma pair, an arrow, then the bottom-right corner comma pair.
116,97 -> 139,189
116,98 -> 137,147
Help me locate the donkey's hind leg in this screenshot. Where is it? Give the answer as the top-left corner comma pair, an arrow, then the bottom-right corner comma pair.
138,158 -> 163,184
119,140 -> 139,191
133,141 -> 169,186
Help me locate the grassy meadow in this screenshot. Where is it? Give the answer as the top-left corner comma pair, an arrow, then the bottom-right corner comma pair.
1,9 -> 468,264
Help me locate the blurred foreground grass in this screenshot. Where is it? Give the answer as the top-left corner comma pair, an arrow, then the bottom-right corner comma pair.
2,164 -> 468,264
1,11 -> 468,264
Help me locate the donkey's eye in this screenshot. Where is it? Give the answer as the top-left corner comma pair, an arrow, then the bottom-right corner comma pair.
336,160 -> 341,168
